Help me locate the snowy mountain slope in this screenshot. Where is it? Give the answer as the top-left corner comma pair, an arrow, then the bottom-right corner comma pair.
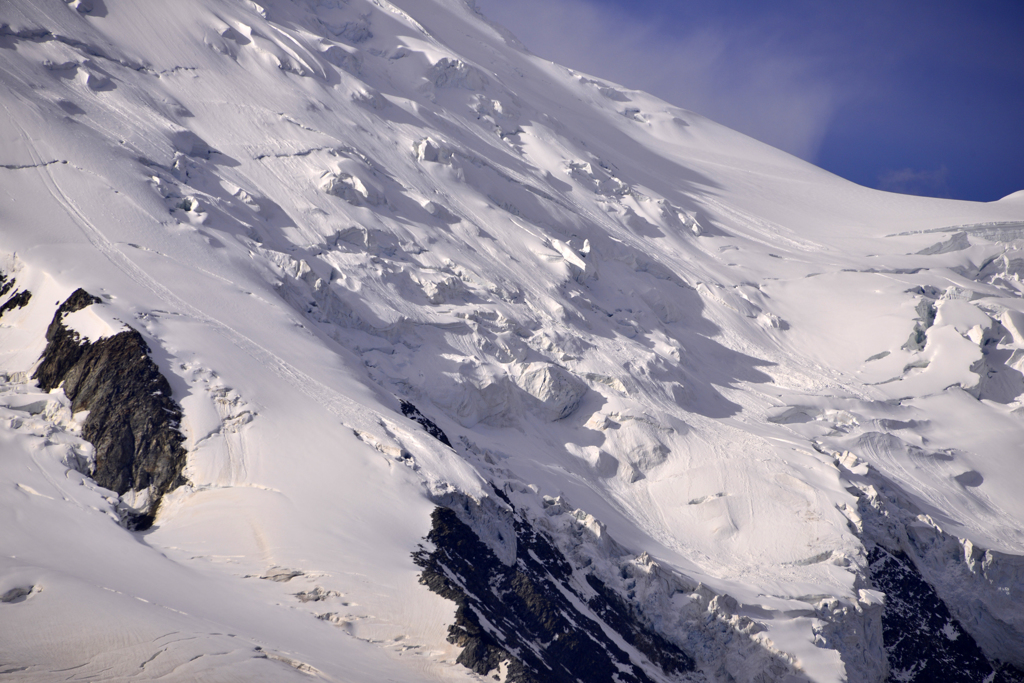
1,0 -> 1023,681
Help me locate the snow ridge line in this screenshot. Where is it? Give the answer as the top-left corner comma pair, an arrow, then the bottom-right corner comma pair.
886,221 -> 1024,237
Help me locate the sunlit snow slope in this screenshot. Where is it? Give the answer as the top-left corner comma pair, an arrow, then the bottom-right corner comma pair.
2,1 -> 1023,682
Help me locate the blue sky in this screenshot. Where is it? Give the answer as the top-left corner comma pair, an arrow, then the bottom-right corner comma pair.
474,0 -> 1024,202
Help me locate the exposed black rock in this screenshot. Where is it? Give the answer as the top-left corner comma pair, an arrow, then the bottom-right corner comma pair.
0,273 -> 11,298
869,547 -> 1023,683
585,575 -> 694,677
33,288 -> 102,388
400,400 -> 452,448
1000,663 -> 1024,683
413,504 -> 695,683
32,289 -> 187,530
0,273 -> 31,318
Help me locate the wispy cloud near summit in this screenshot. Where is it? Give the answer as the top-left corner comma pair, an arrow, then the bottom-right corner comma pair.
476,0 -> 1024,202
475,0 -> 851,160
878,167 -> 951,198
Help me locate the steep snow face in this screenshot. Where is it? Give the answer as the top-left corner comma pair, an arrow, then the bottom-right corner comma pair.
1,0 -> 1023,681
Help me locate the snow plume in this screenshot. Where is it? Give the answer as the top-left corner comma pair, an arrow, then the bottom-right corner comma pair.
877,166 -> 952,197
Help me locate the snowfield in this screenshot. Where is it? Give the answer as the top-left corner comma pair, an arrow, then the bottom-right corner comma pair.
1,1 -> 1023,681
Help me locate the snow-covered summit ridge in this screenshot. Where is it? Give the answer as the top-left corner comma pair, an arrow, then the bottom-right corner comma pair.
1,0 -> 1023,681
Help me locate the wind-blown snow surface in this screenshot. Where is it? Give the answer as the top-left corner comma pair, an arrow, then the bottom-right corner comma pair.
1,0 -> 1023,681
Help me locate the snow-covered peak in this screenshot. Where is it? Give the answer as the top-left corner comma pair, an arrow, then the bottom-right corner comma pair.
1,1 -> 1022,681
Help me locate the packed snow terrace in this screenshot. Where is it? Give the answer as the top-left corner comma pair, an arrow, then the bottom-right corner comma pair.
1,1 -> 1023,681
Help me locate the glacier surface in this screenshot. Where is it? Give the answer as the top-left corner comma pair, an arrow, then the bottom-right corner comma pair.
1,0 -> 1023,681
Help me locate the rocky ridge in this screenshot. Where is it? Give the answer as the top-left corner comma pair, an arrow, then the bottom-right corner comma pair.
31,288 -> 188,529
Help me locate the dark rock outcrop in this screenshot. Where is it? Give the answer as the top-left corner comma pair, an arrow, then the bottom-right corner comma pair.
869,547 -> 990,682
844,472 -> 1024,682
585,574 -> 695,677
0,273 -> 31,319
869,545 -> 1024,682
0,272 -> 16,300
400,400 -> 452,447
32,289 -> 187,530
413,503 -> 695,683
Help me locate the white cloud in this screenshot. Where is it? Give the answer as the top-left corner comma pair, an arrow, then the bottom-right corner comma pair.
474,0 -> 846,160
